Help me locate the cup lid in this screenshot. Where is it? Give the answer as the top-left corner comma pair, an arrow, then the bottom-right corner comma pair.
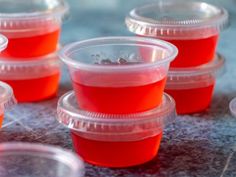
166,53 -> 225,89
57,91 -> 176,141
0,52 -> 60,80
0,81 -> 16,110
0,0 -> 69,32
0,34 -> 7,52
126,1 -> 229,39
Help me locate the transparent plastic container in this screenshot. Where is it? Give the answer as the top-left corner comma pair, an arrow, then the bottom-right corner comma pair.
56,91 -> 176,168
0,34 -> 7,52
0,53 -> 60,102
126,1 -> 228,67
230,98 -> 236,117
0,81 -> 16,127
59,36 -> 178,114
0,0 -> 68,58
165,53 -> 225,114
0,142 -> 84,177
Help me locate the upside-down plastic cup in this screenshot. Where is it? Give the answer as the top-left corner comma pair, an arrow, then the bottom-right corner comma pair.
57,91 -> 176,168
165,54 -> 224,114
0,142 -> 84,177
0,53 -> 60,102
0,81 -> 16,127
0,0 -> 68,58
59,36 -> 178,114
125,1 -> 228,67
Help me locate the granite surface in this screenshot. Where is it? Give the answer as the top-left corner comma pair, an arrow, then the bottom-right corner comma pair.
1,0 -> 236,176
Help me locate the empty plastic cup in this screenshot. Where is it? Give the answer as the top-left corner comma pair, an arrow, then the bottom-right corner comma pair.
165,54 -> 225,114
0,142 -> 84,177
59,36 -> 177,114
0,53 -> 60,102
126,1 -> 228,67
56,91 -> 176,168
0,81 -> 16,127
0,0 -> 68,58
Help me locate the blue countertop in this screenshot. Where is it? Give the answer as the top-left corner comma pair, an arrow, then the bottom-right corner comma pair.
1,0 -> 236,176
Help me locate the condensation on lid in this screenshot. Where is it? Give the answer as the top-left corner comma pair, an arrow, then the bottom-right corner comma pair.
56,91 -> 176,141
126,1 -> 229,39
0,34 -> 7,52
0,52 -> 60,79
230,97 -> 236,117
0,81 -> 16,110
166,53 -> 225,89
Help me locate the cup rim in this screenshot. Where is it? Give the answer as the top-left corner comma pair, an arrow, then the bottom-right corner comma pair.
59,36 -> 178,72
0,142 -> 84,177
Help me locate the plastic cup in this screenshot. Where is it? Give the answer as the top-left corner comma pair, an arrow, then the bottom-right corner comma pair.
0,81 -> 16,127
0,34 -> 7,52
126,1 -> 228,67
0,142 -> 84,177
59,36 -> 178,114
0,0 -> 68,58
165,53 -> 224,114
0,53 -> 60,102
56,91 -> 176,168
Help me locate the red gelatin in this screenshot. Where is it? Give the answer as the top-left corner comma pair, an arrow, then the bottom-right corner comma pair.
1,29 -> 60,58
72,77 -> 167,114
165,84 -> 215,114
0,114 -> 3,128
71,131 -> 163,168
2,73 -> 60,102
167,35 -> 219,67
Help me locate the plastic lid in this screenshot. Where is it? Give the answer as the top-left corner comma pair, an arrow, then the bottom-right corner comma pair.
230,97 -> 236,117
0,81 -> 16,110
126,1 -> 229,39
57,91 -> 176,141
166,53 -> 225,89
0,142 -> 84,177
0,34 -> 7,52
0,52 -> 60,80
0,0 -> 69,32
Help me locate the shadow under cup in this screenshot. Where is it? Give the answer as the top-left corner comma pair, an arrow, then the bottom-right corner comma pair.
59,37 -> 178,114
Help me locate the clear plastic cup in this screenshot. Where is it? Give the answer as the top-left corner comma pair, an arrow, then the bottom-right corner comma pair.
0,81 -> 16,127
0,34 -> 7,52
165,53 -> 225,114
126,1 -> 228,67
0,53 -> 60,102
56,91 -> 176,168
59,36 -> 178,114
0,0 -> 68,58
0,142 -> 84,177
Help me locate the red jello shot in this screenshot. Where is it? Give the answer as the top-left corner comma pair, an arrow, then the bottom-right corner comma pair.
0,0 -> 68,59
59,36 -> 178,114
0,53 -> 60,102
56,91 -> 176,168
126,1 -> 228,67
0,81 -> 16,127
165,54 -> 225,114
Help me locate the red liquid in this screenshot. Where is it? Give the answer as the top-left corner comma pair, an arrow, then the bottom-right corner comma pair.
165,84 -> 215,114
167,35 -> 218,67
0,114 -> 3,128
2,73 -> 60,102
1,29 -> 60,58
71,131 -> 163,168
72,77 -> 167,114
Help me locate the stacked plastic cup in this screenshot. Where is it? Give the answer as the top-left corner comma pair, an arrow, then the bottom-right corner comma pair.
0,142 -> 84,177
0,0 -> 68,102
58,36 -> 178,168
126,0 -> 229,114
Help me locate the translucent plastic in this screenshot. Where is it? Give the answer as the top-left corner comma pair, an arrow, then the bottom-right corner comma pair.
0,81 -> 16,127
165,54 -> 224,114
0,34 -> 7,52
59,36 -> 178,113
0,53 -> 60,102
126,1 -> 228,67
230,97 -> 236,117
56,91 -> 176,167
0,0 -> 68,58
0,142 -> 84,177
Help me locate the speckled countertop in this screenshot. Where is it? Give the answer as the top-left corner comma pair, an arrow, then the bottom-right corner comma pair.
1,0 -> 236,176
